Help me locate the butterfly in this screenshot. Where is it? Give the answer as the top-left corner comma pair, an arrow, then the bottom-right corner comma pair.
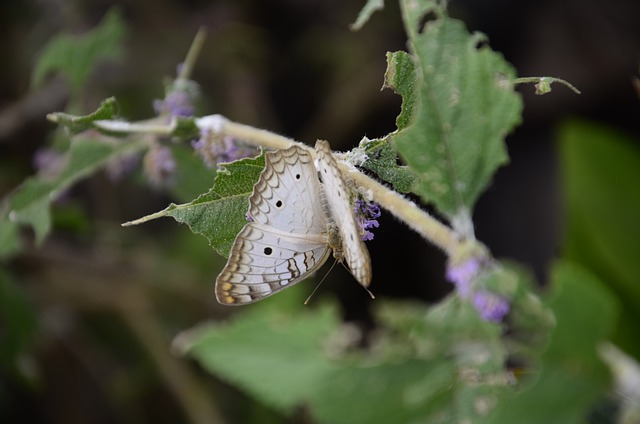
215,140 -> 372,305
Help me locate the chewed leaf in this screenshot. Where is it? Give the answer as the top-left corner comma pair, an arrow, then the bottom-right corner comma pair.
383,51 -> 418,131
359,138 -> 415,193
123,152 -> 265,257
3,137 -> 147,248
390,2 -> 522,225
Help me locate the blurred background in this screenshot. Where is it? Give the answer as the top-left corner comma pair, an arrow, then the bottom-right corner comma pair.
1,0 -> 639,423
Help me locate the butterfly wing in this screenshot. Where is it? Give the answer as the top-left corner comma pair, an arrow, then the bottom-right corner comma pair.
216,146 -> 332,305
315,140 -> 372,287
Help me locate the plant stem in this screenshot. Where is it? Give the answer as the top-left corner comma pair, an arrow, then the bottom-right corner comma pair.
178,27 -> 208,81
338,161 -> 461,255
514,76 -> 581,94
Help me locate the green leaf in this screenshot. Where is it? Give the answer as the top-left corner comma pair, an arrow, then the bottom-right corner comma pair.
0,218 -> 21,260
359,137 -> 415,193
383,50 -> 418,131
484,262 -> 617,424
390,2 -> 522,223
558,119 -> 640,357
3,137 -> 147,245
167,144 -> 217,204
350,0 -> 385,31
47,97 -> 119,135
31,7 -> 125,94
180,297 -> 513,424
0,270 -> 37,375
174,303 -> 341,413
124,153 -> 265,257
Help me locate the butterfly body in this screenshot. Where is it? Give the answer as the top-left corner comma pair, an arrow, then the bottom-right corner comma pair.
216,141 -> 371,305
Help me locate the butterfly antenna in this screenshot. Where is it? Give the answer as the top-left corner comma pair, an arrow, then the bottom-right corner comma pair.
304,260 -> 339,305
336,261 -> 376,300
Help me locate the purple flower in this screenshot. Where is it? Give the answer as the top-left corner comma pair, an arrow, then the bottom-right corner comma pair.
106,153 -> 139,182
445,258 -> 481,298
354,199 -> 381,241
143,146 -> 176,188
473,291 -> 510,322
192,129 -> 255,167
245,211 -> 253,222
446,258 -> 511,322
33,148 -> 65,179
153,90 -> 195,118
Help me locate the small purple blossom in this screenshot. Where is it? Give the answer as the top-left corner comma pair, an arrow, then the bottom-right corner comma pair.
473,291 -> 510,322
245,211 -> 253,222
106,153 -> 139,183
153,90 -> 195,118
33,148 -> 65,179
445,258 -> 481,299
446,258 -> 511,322
355,199 -> 381,241
143,146 -> 176,188
192,129 -> 255,167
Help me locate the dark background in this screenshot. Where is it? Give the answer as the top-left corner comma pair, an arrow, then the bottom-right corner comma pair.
1,0 -> 639,423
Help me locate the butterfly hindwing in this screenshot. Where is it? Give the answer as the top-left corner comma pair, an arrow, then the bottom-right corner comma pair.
315,140 -> 372,287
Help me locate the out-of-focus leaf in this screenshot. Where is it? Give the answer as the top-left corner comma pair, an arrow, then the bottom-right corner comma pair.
168,144 -> 217,203
389,1 -> 522,226
31,8 -> 125,94
3,137 -> 147,245
0,270 -> 37,374
484,261 -> 617,424
123,153 -> 265,257
174,303 -> 341,413
559,119 -> 640,357
47,97 -> 119,135
179,295 -> 515,424
0,220 -> 21,260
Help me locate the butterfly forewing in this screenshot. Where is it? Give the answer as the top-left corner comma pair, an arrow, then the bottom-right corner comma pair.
216,146 -> 332,305
315,140 -> 372,287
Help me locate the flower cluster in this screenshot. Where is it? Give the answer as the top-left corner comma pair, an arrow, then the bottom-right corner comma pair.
445,258 -> 510,322
106,153 -> 139,183
153,89 -> 195,118
354,199 -> 381,241
143,145 -> 176,188
192,128 -> 255,167
153,67 -> 199,119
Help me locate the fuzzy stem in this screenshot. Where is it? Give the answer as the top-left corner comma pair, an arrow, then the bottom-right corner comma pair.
220,119 -> 308,151
178,27 -> 208,81
337,161 -> 461,255
514,76 -> 581,94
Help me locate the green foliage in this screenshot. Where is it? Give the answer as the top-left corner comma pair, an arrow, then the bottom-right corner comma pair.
31,8 -> 125,95
1,137 -> 147,251
383,50 -> 417,131
0,271 -> 37,376
388,0 -> 522,224
167,143 -> 218,204
559,119 -> 640,358
124,152 -> 265,257
47,97 -> 119,135
484,262 -> 617,424
179,296 -> 517,424
359,137 -> 415,193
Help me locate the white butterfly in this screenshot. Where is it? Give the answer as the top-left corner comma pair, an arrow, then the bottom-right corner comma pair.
215,140 -> 372,305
